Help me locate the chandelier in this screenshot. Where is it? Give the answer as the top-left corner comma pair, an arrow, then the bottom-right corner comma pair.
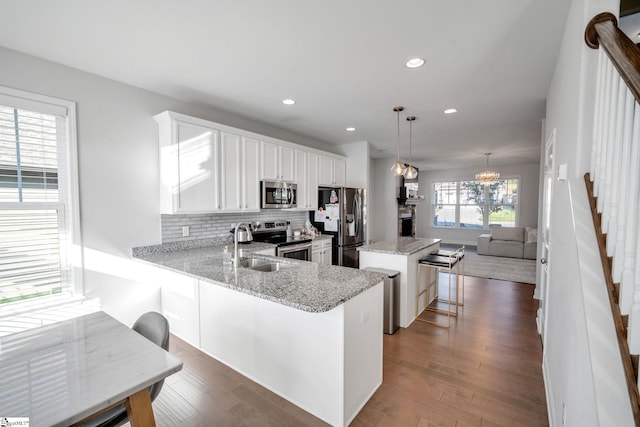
475,153 -> 500,185
390,106 -> 406,176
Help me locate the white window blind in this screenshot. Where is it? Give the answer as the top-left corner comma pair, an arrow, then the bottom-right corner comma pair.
0,102 -> 71,305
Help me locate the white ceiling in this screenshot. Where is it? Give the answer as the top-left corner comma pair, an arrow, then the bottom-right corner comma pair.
0,0 -> 572,170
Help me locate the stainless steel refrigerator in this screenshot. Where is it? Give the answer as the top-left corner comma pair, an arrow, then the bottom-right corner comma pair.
310,187 -> 366,267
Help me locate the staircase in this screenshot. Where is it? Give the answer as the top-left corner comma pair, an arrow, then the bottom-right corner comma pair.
585,12 -> 640,424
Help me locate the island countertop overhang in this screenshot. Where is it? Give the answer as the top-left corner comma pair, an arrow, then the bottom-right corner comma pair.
358,237 -> 442,256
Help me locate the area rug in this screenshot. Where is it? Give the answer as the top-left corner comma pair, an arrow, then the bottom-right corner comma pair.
442,245 -> 537,284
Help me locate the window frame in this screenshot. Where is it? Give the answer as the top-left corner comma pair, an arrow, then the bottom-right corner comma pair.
0,85 -> 82,306
431,176 -> 520,230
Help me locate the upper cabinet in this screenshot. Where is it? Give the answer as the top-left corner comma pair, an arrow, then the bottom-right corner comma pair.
295,150 -> 318,210
155,111 -> 347,214
156,113 -> 221,214
318,155 -> 346,187
155,111 -> 260,214
220,133 -> 260,212
261,141 -> 294,182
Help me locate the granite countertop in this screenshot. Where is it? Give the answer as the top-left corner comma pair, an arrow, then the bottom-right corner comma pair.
358,237 -> 441,256
132,240 -> 385,313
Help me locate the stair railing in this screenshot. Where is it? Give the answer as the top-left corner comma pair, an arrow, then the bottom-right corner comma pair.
585,11 -> 640,422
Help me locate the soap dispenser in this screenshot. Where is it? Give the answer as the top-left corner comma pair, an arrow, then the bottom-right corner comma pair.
286,221 -> 292,238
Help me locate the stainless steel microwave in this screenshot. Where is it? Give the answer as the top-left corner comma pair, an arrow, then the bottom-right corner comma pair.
261,181 -> 297,209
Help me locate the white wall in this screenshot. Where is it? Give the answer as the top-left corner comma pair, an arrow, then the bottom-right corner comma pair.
368,158 -> 401,243
416,162 -> 540,245
543,0 -> 634,425
341,141 -> 370,190
0,45 -> 336,325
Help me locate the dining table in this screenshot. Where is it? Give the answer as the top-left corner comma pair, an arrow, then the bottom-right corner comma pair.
0,311 -> 182,427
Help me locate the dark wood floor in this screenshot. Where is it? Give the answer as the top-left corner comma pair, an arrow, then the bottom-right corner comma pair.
149,275 -> 547,426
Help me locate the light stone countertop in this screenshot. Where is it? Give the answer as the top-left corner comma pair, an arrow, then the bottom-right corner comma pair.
0,311 -> 182,426
132,240 -> 385,313
358,237 -> 441,256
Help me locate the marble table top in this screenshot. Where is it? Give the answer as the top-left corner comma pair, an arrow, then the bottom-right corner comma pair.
358,237 -> 441,255
0,311 -> 182,427
132,241 -> 386,313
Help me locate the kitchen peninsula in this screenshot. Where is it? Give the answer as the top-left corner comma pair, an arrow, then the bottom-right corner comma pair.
132,241 -> 385,427
359,237 -> 441,327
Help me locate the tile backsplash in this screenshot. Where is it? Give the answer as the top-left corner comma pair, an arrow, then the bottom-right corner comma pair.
161,211 -> 310,243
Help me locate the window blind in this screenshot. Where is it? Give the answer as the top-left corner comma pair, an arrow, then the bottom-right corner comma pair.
0,104 -> 69,304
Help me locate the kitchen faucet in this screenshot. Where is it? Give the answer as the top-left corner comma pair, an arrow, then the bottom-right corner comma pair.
232,222 -> 253,266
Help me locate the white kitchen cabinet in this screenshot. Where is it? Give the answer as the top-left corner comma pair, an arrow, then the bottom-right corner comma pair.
220,131 -> 242,210
312,237 -> 333,264
242,137 -> 261,211
318,155 -> 346,187
261,141 -> 295,182
156,115 -> 221,214
295,150 -> 319,210
307,153 -> 319,209
221,134 -> 260,212
160,272 -> 201,348
156,111 -> 261,214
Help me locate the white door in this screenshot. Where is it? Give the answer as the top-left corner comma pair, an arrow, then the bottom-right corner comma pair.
537,129 -> 555,342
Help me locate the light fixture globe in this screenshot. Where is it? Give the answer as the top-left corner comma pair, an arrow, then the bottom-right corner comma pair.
402,116 -> 417,179
390,106 -> 406,176
476,153 -> 500,185
404,165 -> 418,179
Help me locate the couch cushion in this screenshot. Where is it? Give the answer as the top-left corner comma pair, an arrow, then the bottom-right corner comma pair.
489,240 -> 524,258
491,227 -> 524,242
524,242 -> 537,259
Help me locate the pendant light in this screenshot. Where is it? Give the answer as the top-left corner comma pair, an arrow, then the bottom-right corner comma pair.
403,116 -> 418,179
390,106 -> 406,176
476,153 -> 500,185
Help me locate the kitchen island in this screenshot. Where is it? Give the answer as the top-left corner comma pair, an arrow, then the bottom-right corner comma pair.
133,240 -> 385,427
358,237 -> 441,327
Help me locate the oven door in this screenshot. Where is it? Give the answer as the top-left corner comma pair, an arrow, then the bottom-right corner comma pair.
277,242 -> 312,261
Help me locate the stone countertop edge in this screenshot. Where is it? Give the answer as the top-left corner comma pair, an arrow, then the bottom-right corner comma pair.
131,243 -> 386,313
358,237 -> 442,256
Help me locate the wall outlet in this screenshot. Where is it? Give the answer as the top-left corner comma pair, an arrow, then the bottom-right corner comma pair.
182,226 -> 190,237
562,401 -> 566,425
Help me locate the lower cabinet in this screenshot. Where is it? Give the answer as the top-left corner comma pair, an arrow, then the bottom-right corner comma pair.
160,273 -> 201,348
312,238 -> 333,264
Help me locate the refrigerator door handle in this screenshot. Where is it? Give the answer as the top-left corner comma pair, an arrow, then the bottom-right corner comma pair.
352,194 -> 360,236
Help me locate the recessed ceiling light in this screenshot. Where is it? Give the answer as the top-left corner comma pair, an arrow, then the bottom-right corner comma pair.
346,127 -> 356,132
282,99 -> 296,105
444,108 -> 458,114
405,58 -> 425,69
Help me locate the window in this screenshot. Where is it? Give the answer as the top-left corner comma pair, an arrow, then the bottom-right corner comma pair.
0,87 -> 79,306
432,178 -> 519,229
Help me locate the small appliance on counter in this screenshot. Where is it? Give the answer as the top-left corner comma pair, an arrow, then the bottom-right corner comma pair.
251,220 -> 312,261
229,225 -> 253,243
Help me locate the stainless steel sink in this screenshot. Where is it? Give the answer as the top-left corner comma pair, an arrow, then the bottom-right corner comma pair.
237,257 -> 295,272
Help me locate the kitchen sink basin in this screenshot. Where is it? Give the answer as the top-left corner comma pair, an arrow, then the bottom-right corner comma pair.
237,257 -> 295,272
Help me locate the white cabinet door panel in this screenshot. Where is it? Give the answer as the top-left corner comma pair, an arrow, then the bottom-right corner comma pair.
243,137 -> 261,211
176,122 -> 220,212
221,131 -> 242,210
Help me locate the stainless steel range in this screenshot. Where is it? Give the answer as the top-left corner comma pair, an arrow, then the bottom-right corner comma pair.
251,220 -> 312,261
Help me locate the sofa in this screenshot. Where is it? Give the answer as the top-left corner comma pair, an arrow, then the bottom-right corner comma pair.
477,226 -> 537,259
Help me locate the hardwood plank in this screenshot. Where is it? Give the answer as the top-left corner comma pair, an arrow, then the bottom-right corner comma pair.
146,274 -> 547,426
